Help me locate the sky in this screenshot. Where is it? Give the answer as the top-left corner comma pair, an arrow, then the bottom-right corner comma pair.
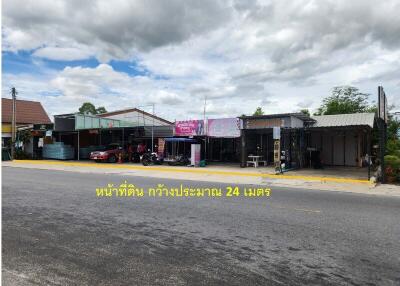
2,0 -> 400,121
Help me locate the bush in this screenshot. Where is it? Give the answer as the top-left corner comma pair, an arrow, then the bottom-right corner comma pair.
392,150 -> 400,158
386,139 -> 400,156
385,155 -> 400,169
384,155 -> 400,182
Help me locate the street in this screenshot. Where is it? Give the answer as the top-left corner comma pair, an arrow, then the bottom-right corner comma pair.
2,167 -> 400,285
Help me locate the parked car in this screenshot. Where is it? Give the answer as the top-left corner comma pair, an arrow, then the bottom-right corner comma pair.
90,143 -> 124,163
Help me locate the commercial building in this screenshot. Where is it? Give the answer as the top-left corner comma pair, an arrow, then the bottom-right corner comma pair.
240,112 -> 375,169
52,108 -> 173,159
173,112 -> 375,173
1,98 -> 52,156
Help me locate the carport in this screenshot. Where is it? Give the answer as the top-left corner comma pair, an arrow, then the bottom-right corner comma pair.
53,113 -> 173,160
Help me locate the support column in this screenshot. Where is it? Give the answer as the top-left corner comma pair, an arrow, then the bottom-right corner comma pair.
367,129 -> 371,179
122,128 -> 125,147
77,130 -> 80,161
357,130 -> 361,167
240,129 -> 247,168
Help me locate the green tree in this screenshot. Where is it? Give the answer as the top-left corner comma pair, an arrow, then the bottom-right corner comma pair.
79,102 -> 97,115
315,86 -> 371,115
95,106 -> 107,114
17,129 -> 32,145
300,109 -> 310,116
253,107 -> 264,116
78,102 -> 107,115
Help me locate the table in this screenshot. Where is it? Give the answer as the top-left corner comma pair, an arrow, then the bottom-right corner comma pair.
247,155 -> 266,168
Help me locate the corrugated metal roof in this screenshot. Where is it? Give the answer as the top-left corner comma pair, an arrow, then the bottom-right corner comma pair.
311,113 -> 375,128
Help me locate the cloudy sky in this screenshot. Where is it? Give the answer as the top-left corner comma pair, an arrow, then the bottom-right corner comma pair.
2,0 -> 400,121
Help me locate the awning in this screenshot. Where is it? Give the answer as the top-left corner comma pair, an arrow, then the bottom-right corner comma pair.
310,113 -> 375,128
164,138 -> 197,142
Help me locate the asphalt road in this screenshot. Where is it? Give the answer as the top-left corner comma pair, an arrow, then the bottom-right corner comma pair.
2,167 -> 400,285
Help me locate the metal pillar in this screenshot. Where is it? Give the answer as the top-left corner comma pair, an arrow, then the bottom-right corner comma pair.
122,128 -> 125,147
240,129 -> 247,167
379,119 -> 387,183
367,129 -> 371,180
11,87 -> 17,159
77,130 -> 80,161
151,104 -> 154,152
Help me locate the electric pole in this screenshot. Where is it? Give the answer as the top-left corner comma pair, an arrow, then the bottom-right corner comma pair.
203,96 -> 207,162
11,87 -> 17,160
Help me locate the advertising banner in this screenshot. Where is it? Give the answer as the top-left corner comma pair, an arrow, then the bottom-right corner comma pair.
191,144 -> 201,167
158,138 -> 165,157
207,118 -> 241,138
174,120 -> 205,136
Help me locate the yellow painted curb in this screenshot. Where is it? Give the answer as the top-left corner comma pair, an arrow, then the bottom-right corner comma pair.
12,160 -> 371,185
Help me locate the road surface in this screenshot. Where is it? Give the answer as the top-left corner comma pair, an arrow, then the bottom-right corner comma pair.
2,167 -> 400,285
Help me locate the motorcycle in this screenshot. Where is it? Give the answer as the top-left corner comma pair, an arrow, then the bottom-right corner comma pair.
167,154 -> 190,166
141,150 -> 163,166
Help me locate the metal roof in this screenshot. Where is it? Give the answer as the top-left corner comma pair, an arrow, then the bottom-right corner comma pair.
311,113 -> 375,128
240,112 -> 316,123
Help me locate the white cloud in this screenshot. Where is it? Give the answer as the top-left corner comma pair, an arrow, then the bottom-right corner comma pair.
33,46 -> 93,61
2,0 -> 400,119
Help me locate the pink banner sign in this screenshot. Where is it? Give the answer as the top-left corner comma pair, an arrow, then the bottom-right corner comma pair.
174,120 -> 205,136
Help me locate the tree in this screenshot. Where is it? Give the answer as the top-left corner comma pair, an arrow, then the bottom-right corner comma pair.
315,86 -> 371,115
78,102 -> 107,115
253,107 -> 264,116
17,129 -> 32,145
79,102 -> 97,115
96,106 -> 107,114
300,109 -> 310,116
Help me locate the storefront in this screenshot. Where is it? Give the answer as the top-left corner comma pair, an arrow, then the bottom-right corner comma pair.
239,112 -> 375,169
52,113 -> 173,160
173,118 -> 241,163
239,113 -> 312,168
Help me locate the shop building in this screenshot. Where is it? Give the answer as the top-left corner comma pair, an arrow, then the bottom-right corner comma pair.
1,98 -> 52,157
174,118 -> 241,163
52,108 -> 173,160
240,112 -> 375,169
172,112 -> 375,171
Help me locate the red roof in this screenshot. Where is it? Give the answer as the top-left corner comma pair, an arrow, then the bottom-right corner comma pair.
2,98 -> 51,124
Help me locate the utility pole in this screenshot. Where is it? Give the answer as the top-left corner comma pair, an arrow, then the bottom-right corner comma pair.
11,87 -> 17,160
378,86 -> 387,183
203,96 -> 207,162
152,103 -> 155,153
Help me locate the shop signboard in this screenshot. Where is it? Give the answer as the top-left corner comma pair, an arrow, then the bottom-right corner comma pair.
158,138 -> 165,156
207,118 -> 240,138
89,129 -> 98,134
244,118 -> 285,129
33,124 -> 53,131
191,144 -> 201,166
274,140 -> 281,172
378,86 -> 388,123
174,120 -> 205,136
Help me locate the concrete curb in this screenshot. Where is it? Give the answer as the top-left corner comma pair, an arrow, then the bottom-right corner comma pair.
11,160 -> 371,185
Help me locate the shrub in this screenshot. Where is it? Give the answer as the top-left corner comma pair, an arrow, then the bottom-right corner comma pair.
386,139 -> 400,156
385,155 -> 400,170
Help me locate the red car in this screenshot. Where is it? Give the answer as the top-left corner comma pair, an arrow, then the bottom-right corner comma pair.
90,144 -> 124,163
